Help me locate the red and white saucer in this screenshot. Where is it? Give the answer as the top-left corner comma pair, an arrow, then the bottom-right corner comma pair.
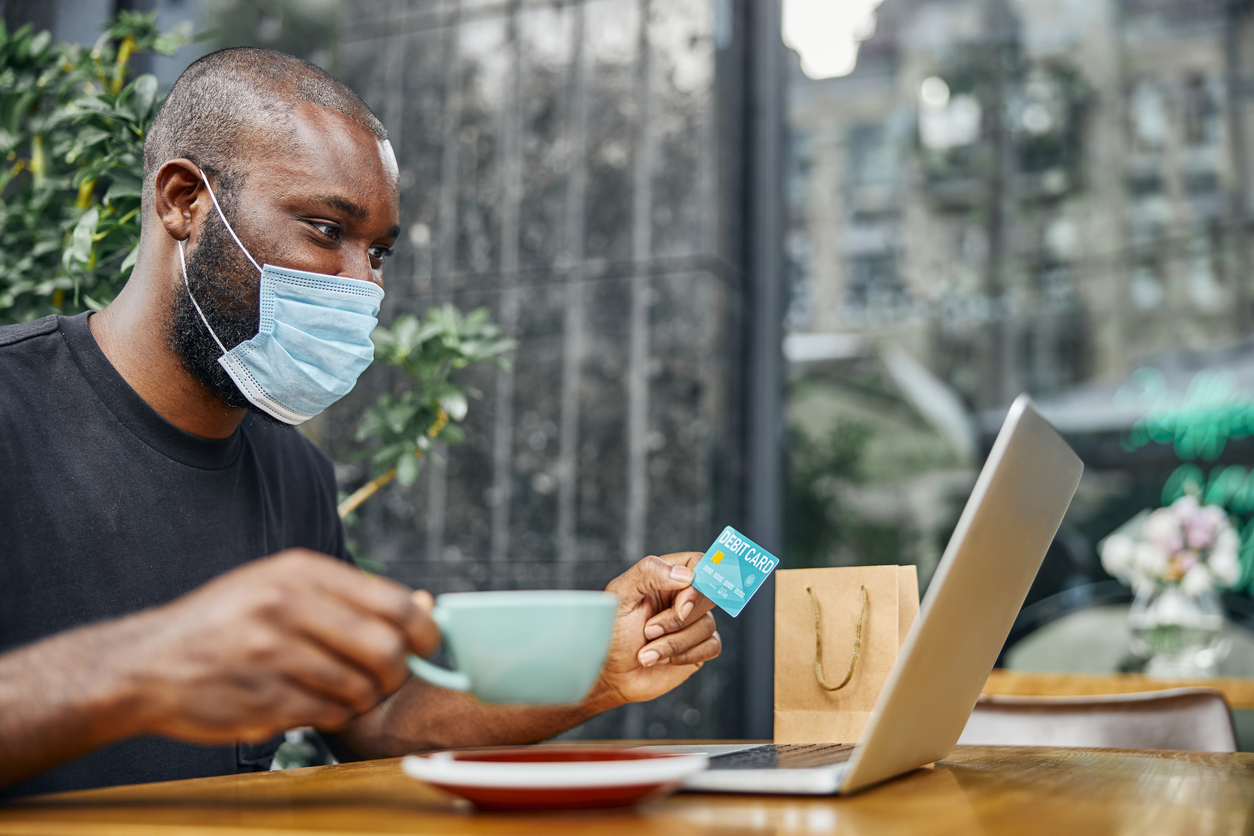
401,747 -> 709,812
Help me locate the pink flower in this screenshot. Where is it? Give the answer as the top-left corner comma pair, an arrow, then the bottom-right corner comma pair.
1144,507 -> 1184,556
1186,514 -> 1215,550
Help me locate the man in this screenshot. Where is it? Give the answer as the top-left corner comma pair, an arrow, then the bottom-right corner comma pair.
0,47 -> 719,797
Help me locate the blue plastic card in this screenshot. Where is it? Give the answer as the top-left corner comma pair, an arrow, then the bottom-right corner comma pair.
692,526 -> 779,617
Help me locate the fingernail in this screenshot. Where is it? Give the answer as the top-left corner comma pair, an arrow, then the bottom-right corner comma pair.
645,624 -> 664,640
640,650 -> 660,667
670,565 -> 694,583
679,602 -> 694,621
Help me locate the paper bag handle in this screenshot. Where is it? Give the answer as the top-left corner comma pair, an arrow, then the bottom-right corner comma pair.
806,585 -> 866,692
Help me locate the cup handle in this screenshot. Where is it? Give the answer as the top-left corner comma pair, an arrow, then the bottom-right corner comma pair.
406,654 -> 472,692
405,607 -> 472,692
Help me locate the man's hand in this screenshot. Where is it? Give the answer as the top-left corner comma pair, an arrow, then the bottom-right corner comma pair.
0,549 -> 439,790
120,549 -> 438,744
590,552 -> 721,708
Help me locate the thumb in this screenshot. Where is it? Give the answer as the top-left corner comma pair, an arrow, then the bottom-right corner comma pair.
608,554 -> 696,609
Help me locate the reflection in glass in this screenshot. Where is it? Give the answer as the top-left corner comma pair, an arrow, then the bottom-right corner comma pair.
784,0 -> 1254,624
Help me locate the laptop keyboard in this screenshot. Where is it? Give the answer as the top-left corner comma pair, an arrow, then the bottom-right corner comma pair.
706,743 -> 856,770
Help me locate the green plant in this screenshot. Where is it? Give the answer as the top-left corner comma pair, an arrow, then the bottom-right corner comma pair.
339,305 -> 515,518
0,13 -> 195,323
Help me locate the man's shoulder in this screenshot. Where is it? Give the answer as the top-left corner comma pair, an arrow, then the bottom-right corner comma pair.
0,315 -> 61,349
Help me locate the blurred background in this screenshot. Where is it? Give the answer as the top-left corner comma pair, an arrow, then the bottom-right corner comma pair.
5,0 -> 1254,743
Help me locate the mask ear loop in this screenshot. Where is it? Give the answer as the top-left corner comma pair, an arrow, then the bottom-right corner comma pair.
177,166 -> 262,359
195,167 -> 262,274
177,239 -> 230,357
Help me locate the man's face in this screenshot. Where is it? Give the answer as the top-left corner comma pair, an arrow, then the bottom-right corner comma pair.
170,103 -> 401,414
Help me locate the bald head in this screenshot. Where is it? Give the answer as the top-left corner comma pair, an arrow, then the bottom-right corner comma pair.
143,47 -> 386,213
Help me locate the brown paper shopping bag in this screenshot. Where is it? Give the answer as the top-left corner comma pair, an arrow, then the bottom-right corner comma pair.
774,565 -> 919,744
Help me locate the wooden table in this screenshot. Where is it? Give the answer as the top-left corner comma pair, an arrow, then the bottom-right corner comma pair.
2,745 -> 1252,835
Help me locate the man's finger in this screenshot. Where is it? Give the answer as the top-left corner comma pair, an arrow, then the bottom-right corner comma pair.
282,590 -> 414,693
606,554 -> 697,609
637,612 -> 717,666
668,631 -> 722,667
642,586 -> 715,640
278,640 -> 386,715
297,554 -> 440,658
297,551 -> 420,628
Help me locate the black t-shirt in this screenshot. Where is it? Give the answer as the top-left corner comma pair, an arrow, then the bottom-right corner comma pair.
0,313 -> 350,798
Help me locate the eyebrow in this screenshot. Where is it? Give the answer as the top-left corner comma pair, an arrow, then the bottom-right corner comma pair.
313,194 -> 369,222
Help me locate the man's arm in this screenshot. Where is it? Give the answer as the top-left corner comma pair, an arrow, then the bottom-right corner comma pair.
334,552 -> 721,757
0,550 -> 438,791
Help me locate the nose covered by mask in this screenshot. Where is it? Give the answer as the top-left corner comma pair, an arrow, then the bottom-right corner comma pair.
177,169 -> 384,425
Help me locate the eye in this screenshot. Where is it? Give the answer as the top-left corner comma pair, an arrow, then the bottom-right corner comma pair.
307,220 -> 342,240
369,245 -> 395,261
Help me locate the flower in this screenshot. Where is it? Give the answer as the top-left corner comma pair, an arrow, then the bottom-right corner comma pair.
1182,564 -> 1214,597
1210,528 -> 1242,588
1102,500 -> 1242,594
1164,551 -> 1198,582
1100,533 -> 1136,578
1133,541 -> 1168,578
1143,507 -> 1184,555
1185,508 -> 1218,550
1171,494 -> 1200,516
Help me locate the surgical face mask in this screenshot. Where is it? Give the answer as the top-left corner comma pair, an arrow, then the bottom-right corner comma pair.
177,169 -> 384,425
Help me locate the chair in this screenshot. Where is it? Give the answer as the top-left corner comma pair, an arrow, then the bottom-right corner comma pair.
957,688 -> 1238,752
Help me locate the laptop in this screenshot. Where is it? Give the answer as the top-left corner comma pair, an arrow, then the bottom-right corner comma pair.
646,395 -> 1083,795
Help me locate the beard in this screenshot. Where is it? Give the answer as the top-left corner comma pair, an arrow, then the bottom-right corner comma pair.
168,202 -> 285,426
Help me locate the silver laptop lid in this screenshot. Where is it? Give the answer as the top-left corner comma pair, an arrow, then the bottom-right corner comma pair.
840,395 -> 1082,793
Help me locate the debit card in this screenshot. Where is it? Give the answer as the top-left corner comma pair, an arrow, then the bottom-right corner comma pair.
691,526 -> 779,617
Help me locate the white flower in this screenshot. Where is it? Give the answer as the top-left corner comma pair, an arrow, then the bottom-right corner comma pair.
1208,543 -> 1238,589
1172,494 -> 1200,516
1214,526 -> 1240,557
1100,533 -> 1136,579
1181,564 -> 1214,597
1134,541 -> 1169,579
1202,505 -> 1228,532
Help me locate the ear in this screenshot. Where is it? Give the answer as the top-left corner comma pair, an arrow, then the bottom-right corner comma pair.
154,159 -> 207,242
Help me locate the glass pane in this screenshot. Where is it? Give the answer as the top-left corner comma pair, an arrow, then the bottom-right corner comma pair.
783,0 -> 1254,628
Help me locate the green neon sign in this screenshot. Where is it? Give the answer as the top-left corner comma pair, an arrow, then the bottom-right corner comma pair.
1119,367 -> 1254,462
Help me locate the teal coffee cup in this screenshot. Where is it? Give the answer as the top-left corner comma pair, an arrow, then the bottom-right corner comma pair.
406,590 -> 619,704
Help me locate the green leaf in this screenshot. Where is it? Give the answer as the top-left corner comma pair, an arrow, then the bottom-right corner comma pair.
129,74 -> 158,120
395,451 -> 421,486
1,90 -> 38,135
438,424 -> 465,445
119,242 -> 139,274
64,206 -> 99,267
104,173 -> 142,201
27,30 -> 51,57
